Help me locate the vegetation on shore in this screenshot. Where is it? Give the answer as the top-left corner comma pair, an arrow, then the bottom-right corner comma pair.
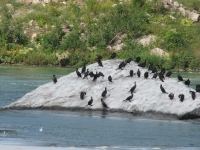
0,0 -> 200,70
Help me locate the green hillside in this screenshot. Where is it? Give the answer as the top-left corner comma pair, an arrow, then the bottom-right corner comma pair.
0,0 -> 200,70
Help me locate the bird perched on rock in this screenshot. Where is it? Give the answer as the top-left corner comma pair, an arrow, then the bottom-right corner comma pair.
108,75 -> 112,83
127,70 -> 134,77
151,66 -> 157,74
189,91 -> 196,100
165,70 -> 172,77
76,68 -> 82,78
126,58 -> 133,64
148,63 -> 154,71
123,93 -> 133,102
158,72 -> 165,82
160,84 -> 168,94
135,56 -> 141,63
168,93 -> 174,100
83,69 -> 89,79
130,82 -> 136,93
152,72 -> 158,79
52,75 -> 57,84
178,94 -> 184,102
97,59 -> 103,67
89,71 -> 94,78
86,97 -> 93,107
80,91 -> 86,100
101,98 -> 109,109
81,63 -> 86,74
177,73 -> 184,82
185,79 -> 190,87
97,72 -> 104,78
144,71 -> 149,79
160,68 -> 166,75
137,69 -> 141,78
117,61 -> 126,70
109,52 -> 117,59
101,87 -> 107,98
92,72 -> 98,82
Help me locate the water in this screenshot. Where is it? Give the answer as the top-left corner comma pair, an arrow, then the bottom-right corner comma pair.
0,65 -> 200,149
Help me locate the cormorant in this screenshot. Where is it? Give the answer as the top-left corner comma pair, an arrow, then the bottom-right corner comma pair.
168,93 -> 174,100
81,63 -> 86,74
137,69 -> 141,78
86,97 -> 93,106
108,75 -> 112,83
89,71 -> 94,78
92,71 -> 98,82
189,91 -> 196,100
165,71 -> 172,77
177,74 -> 184,82
144,71 -> 149,79
97,72 -> 104,78
123,93 -> 133,102
160,84 -> 168,94
126,58 -> 133,64
128,70 -> 134,77
101,98 -> 109,108
52,75 -> 57,84
83,69 -> 89,79
148,63 -> 154,71
158,72 -> 165,82
101,87 -> 107,98
161,68 -> 166,75
109,52 -> 117,59
117,61 -> 126,70
152,72 -> 158,79
130,82 -> 136,93
151,66 -> 157,74
76,68 -> 82,78
178,94 -> 184,102
185,79 -> 190,87
97,59 -> 103,67
80,91 -> 86,100
135,57 -> 141,63
95,55 -> 103,61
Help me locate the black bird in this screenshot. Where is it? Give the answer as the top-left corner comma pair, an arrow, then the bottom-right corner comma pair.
92,71 -> 98,82
86,97 -> 93,106
126,58 -> 133,64
148,63 -> 154,71
97,59 -> 103,67
109,52 -> 117,59
52,75 -> 57,84
89,71 -> 94,77
177,74 -> 184,82
185,79 -> 190,87
151,66 -> 157,74
101,87 -> 107,98
130,82 -> 136,93
165,71 -> 172,77
117,61 -> 126,70
168,93 -> 174,100
160,68 -> 166,75
160,84 -> 168,94
97,72 -> 104,78
178,94 -> 185,102
76,68 -> 82,78
127,70 -> 134,77
80,91 -> 86,100
138,60 -> 146,68
137,69 -> 141,78
123,93 -> 133,102
108,75 -> 112,83
152,72 -> 158,79
144,71 -> 149,79
189,91 -> 196,100
95,55 -> 103,61
81,63 -> 86,74
101,98 -> 109,108
135,57 -> 141,63
83,69 -> 89,79
158,72 -> 164,82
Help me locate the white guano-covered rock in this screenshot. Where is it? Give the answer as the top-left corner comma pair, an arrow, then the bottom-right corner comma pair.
5,60 -> 200,119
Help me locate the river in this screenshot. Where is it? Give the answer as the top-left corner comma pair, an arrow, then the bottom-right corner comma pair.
0,65 -> 200,149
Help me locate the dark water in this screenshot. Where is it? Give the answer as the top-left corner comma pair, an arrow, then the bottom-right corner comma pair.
0,65 -> 200,149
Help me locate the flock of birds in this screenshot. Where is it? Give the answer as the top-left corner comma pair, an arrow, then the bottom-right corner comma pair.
52,52 -> 198,109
